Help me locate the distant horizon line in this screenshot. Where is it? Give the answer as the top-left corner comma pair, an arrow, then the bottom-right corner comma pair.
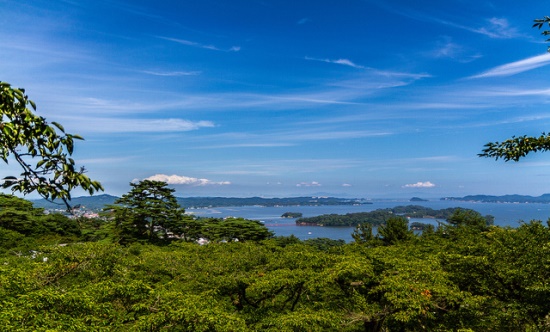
29,192 -> 550,201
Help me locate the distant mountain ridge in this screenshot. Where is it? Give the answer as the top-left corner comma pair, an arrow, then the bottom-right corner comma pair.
31,195 -> 371,211
33,193 -> 550,211
32,194 -> 119,210
442,194 -> 550,203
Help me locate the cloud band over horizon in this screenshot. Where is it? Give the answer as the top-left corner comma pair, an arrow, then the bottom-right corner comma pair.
143,174 -> 231,186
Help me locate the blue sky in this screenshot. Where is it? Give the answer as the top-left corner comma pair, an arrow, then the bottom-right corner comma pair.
2,0 -> 550,198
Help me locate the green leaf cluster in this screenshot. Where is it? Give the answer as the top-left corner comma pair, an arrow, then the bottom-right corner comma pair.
479,18 -> 550,160
479,133 -> 550,162
0,82 -> 103,209
533,16 -> 550,47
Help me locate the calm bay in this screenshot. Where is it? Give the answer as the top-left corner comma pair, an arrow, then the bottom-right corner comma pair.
187,200 -> 550,242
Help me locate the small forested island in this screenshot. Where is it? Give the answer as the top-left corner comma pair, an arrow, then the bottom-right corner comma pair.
442,193 -> 550,203
409,221 -> 433,230
281,212 -> 303,218
410,196 -> 428,202
296,205 -> 494,227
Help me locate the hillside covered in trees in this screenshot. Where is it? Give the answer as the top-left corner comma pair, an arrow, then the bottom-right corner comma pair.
442,193 -> 550,203
2,190 -> 550,331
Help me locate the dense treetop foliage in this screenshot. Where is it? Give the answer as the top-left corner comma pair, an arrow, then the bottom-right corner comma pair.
107,180 -> 190,244
2,195 -> 550,330
0,194 -> 82,254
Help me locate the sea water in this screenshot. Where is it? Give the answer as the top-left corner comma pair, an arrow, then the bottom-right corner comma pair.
187,200 -> 550,242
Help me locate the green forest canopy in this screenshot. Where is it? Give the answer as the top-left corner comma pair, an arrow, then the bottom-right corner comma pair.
1,196 -> 550,330
1,193 -> 549,330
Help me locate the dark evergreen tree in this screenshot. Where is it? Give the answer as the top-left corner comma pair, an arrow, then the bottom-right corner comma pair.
109,180 -> 189,244
377,216 -> 414,245
198,217 -> 273,242
446,209 -> 492,231
351,222 -> 377,245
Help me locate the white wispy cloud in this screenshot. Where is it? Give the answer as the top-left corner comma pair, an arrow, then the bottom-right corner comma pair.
142,70 -> 201,76
196,128 -> 391,150
304,57 -> 430,82
76,157 -> 135,164
461,112 -> 550,129
371,3 -> 520,39
472,87 -> 550,97
158,36 -> 240,52
205,143 -> 296,148
432,40 -> 462,58
371,69 -> 432,80
59,116 -> 215,133
470,53 -> 550,78
296,181 -> 322,187
48,69 -> 430,117
204,159 -> 361,176
144,174 -> 231,186
348,156 -> 460,173
472,17 -> 519,39
57,95 -> 222,115
342,183 -> 352,187
297,17 -> 310,25
329,76 -> 428,91
429,37 -> 482,63
287,129 -> 390,141
333,59 -> 361,68
409,156 -> 459,163
305,56 -> 365,69
151,119 -> 214,131
3,37 -> 97,65
402,181 -> 436,188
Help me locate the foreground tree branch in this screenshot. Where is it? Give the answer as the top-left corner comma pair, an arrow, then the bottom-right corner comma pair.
480,17 -> 550,162
0,82 -> 103,210
479,133 -> 550,162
